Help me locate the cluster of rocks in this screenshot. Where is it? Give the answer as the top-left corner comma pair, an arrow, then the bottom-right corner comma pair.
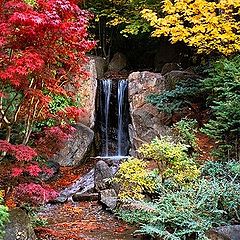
55,159 -> 120,211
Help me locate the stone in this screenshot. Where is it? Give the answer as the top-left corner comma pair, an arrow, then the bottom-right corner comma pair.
39,161 -> 60,181
4,208 -> 37,240
161,63 -> 182,75
55,169 -> 95,203
128,71 -> 173,153
154,43 -> 179,72
207,225 -> 240,240
72,192 -> 99,202
80,57 -> 98,128
94,160 -> 113,192
52,123 -> 94,167
164,70 -> 197,90
91,55 -> 107,79
108,52 -> 127,71
100,189 -> 118,210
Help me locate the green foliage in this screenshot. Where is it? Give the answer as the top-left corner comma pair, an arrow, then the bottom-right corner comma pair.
174,118 -> 198,148
201,55 -> 240,160
35,94 -> 79,129
138,137 -> 200,184
147,78 -> 205,116
117,177 -> 240,240
202,160 -> 240,181
85,0 -> 160,36
0,195 -> 9,239
114,158 -> 157,200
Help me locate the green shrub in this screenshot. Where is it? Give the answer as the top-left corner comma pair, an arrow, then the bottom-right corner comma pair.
0,194 -> 9,239
202,160 -> 240,182
201,55 -> 240,160
147,78 -> 205,117
117,178 -> 240,240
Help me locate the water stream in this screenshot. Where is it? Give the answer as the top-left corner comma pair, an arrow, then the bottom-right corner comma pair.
117,80 -> 128,156
101,80 -> 112,156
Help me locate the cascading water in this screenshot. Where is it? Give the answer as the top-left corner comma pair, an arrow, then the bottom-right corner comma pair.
101,79 -> 112,156
117,80 -> 128,156
97,79 -> 130,158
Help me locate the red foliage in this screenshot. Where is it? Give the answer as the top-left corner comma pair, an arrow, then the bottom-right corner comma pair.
15,183 -> 58,205
0,0 -> 94,126
0,140 -> 37,161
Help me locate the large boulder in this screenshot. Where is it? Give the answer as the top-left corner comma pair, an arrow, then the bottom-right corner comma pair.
207,225 -> 240,240
4,208 -> 37,240
108,52 -> 127,71
128,71 -> 172,152
52,123 -> 94,166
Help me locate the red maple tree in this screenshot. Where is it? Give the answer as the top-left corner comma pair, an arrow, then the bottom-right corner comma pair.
0,0 -> 94,205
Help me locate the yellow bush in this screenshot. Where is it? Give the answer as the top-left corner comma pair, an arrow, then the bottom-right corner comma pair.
114,158 -> 156,200
138,137 -> 200,184
142,0 -> 240,55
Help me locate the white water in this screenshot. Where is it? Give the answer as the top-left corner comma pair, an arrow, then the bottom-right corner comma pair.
117,80 -> 128,156
102,80 -> 112,156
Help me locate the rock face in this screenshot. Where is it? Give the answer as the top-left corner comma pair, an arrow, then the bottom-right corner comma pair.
52,123 -> 94,167
108,52 -> 127,71
90,55 -> 107,79
207,225 -> 240,240
128,71 -> 171,152
4,208 -> 37,240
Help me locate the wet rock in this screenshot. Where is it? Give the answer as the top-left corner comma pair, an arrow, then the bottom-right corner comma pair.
94,160 -> 113,192
52,123 -> 94,167
4,208 -> 37,240
100,189 -> 118,210
72,193 -> 99,202
55,169 -> 95,203
128,71 -> 173,153
108,52 -> 127,71
207,225 -> 240,240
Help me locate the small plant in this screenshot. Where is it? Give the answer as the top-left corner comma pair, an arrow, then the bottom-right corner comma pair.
174,118 -> 198,149
147,78 -> 206,118
202,160 -> 240,182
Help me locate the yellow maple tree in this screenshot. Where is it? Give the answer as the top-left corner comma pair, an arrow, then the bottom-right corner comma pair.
142,0 -> 240,55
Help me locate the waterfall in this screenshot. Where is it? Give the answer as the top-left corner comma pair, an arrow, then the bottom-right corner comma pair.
117,80 -> 128,156
97,79 -> 129,158
101,79 -> 112,156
